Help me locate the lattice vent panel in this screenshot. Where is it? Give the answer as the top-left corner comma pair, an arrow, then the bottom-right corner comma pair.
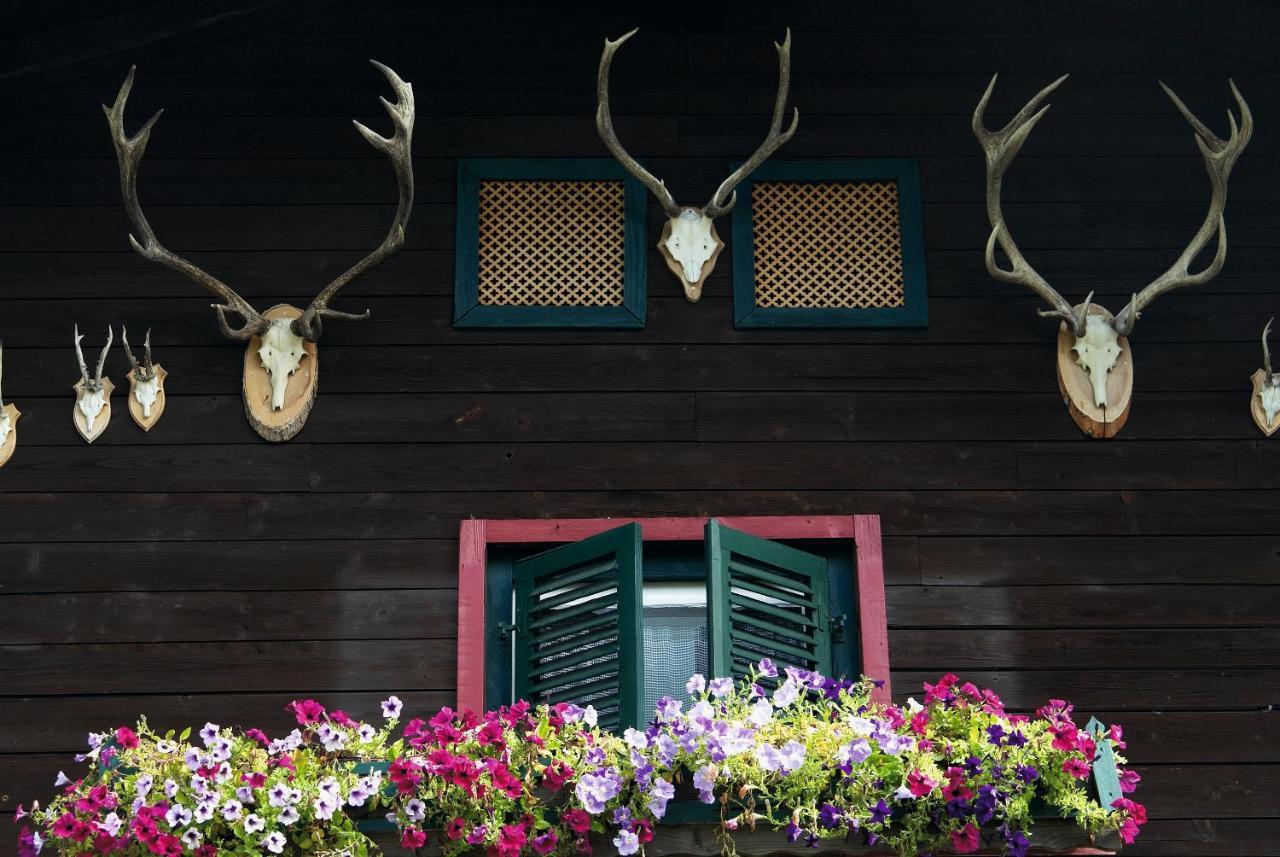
752,180 -> 905,309
477,180 -> 626,307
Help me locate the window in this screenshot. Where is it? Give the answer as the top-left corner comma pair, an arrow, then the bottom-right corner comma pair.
453,159 -> 649,328
730,159 -> 928,328
456,516 -> 889,731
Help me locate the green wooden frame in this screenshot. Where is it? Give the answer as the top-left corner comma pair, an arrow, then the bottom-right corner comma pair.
454,159 -> 649,328
730,159 -> 928,329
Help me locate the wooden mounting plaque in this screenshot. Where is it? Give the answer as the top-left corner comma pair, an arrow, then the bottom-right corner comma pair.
72,377 -> 114,444
1056,307 -> 1132,440
243,304 -> 318,443
127,364 -> 167,432
660,218 -> 724,303
1250,369 -> 1279,436
0,403 -> 20,468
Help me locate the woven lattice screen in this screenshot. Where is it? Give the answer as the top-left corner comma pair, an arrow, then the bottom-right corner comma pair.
477,179 -> 626,307
751,180 -> 905,309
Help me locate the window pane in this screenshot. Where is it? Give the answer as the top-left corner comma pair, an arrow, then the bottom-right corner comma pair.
641,583 -> 708,721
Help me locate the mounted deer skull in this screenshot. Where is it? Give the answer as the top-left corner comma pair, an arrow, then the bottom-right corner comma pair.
73,325 -> 114,443
974,75 -> 1251,438
123,326 -> 167,431
0,341 -> 20,468
104,61 -> 415,442
597,29 -> 798,301
1251,318 -> 1280,436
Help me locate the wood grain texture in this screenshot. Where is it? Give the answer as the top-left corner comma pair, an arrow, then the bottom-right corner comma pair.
2,4 -> 1278,855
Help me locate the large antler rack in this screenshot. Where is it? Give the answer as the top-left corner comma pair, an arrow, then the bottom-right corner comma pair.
104,67 -> 268,341
974,74 -> 1251,338
291,60 -> 416,343
597,28 -> 798,219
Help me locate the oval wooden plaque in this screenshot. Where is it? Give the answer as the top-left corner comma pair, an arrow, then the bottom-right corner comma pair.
1055,305 -> 1132,440
242,304 -> 318,443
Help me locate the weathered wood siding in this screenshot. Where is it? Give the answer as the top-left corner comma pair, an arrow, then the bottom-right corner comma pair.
1,1 -> 1277,854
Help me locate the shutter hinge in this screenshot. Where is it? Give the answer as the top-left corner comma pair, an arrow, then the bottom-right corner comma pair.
498,621 -> 518,641
829,613 -> 847,642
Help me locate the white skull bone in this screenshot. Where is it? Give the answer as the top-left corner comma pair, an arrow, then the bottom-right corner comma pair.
1261,378 -> 1280,428
0,409 -> 10,447
133,376 -> 160,418
257,319 -> 308,411
1072,314 -> 1123,408
77,386 -> 107,431
663,209 -> 720,292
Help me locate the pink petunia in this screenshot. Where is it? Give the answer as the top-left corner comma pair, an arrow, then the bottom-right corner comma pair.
906,770 -> 937,797
950,823 -> 981,853
1118,768 -> 1142,794
287,699 -> 326,725
1063,757 -> 1091,779
401,828 -> 428,849
114,727 -> 139,749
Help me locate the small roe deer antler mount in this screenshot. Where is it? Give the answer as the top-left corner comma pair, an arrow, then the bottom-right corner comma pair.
1251,318 -> 1280,436
974,75 -> 1251,438
73,325 -> 114,444
104,61 -> 415,442
597,28 -> 798,301
123,325 -> 167,431
0,341 -> 20,467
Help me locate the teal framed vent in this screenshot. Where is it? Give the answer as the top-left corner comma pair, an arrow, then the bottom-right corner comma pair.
730,159 -> 928,328
454,159 -> 648,328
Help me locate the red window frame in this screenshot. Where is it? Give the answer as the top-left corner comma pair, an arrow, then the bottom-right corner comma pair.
456,515 -> 890,713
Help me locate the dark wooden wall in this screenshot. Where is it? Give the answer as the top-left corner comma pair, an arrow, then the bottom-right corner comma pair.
1,1 -> 1277,854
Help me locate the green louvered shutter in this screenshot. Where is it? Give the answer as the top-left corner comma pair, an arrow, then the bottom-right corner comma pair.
513,523 -> 644,731
705,519 -> 832,679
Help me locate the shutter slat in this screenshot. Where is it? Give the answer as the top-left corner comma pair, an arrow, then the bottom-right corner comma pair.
728,626 -> 819,663
528,593 -> 619,627
707,519 -> 832,680
530,578 -> 618,614
514,522 -> 645,730
530,556 -> 620,595
727,558 -> 816,597
729,575 -> 818,610
529,657 -> 621,694
729,591 -> 817,627
527,626 -> 620,663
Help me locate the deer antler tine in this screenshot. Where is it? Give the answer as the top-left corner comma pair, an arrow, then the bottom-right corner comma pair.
704,28 -> 799,218
1076,290 -> 1095,332
74,325 -> 90,385
122,325 -> 139,370
1113,82 -> 1251,336
95,326 -> 113,383
1159,81 -> 1223,149
596,28 -> 682,217
143,328 -> 153,370
292,60 -> 415,343
1262,317 -> 1275,376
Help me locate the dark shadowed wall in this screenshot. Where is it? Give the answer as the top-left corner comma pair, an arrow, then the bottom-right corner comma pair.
0,1 -> 1277,854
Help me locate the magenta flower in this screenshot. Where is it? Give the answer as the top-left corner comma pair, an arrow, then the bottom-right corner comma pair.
949,823 -> 980,853
1062,758 -> 1091,779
